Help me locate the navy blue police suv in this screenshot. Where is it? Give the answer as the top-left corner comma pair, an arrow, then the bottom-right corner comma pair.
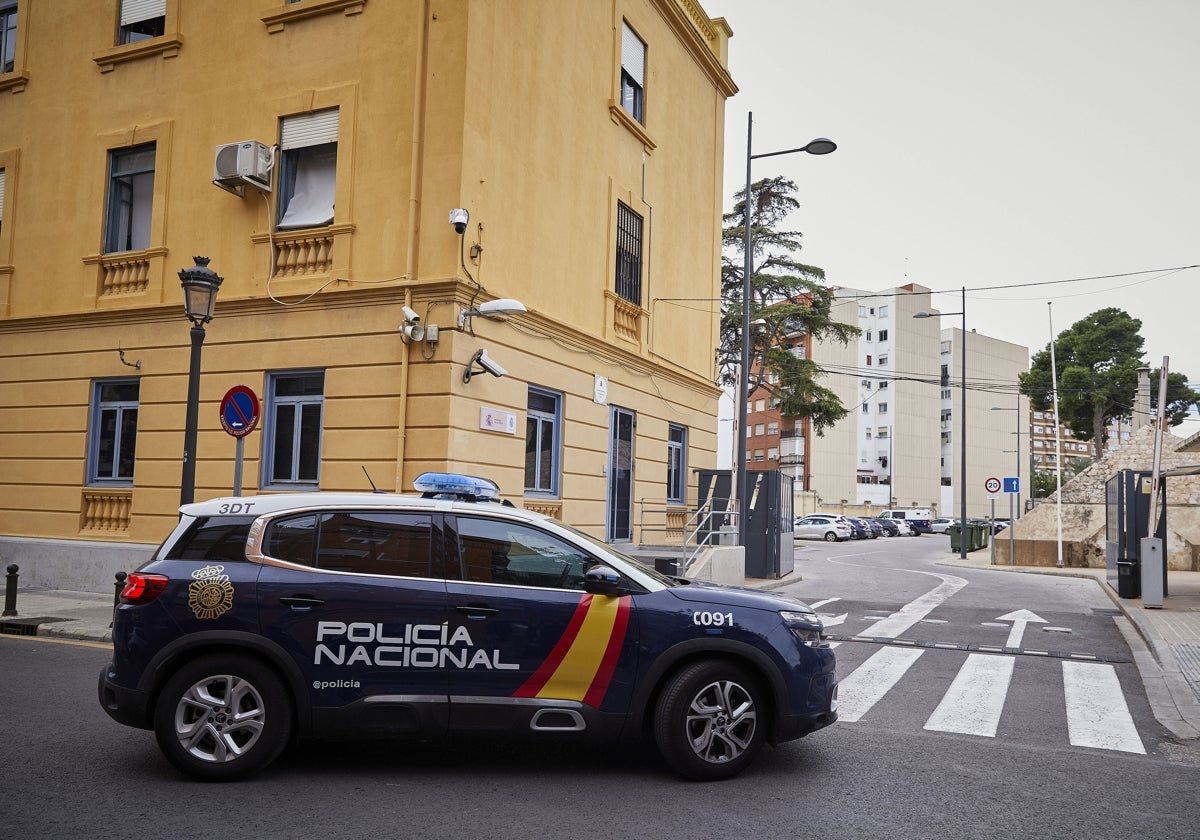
99,473 -> 837,781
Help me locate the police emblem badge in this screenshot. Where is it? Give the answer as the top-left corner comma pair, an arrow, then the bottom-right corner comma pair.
187,564 -> 234,620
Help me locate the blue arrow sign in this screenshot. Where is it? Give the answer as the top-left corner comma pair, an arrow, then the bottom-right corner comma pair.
1003,477 -> 1020,493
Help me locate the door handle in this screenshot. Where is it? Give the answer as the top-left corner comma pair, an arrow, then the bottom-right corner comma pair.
455,605 -> 499,617
280,596 -> 325,609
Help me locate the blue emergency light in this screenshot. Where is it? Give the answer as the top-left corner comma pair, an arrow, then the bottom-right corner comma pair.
413,472 -> 501,501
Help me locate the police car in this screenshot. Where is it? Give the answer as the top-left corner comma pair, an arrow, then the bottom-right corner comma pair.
99,473 -> 837,781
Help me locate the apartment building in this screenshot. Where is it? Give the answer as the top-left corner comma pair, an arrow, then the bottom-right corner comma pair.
0,0 -> 736,587
746,283 -> 1030,518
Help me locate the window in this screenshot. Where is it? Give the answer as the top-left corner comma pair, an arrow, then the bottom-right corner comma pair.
878,329 -> 888,341
941,341 -> 951,354
615,201 -> 643,305
767,421 -> 778,436
858,306 -> 866,317
865,430 -> 872,439
753,450 -> 764,462
865,355 -> 872,365
878,402 -> 888,414
666,424 -> 686,504
755,399 -> 765,412
877,427 -> 889,438
862,403 -> 870,414
104,144 -> 155,253
118,0 -> 165,44
619,21 -> 645,124
88,379 -> 139,484
264,370 -> 324,488
1,2 -> 15,74
879,305 -> 889,317
525,387 -> 561,496
865,330 -> 872,342
315,511 -> 433,577
1034,425 -> 1043,434
767,447 -> 778,461
878,380 -> 889,390
941,389 -> 951,400
453,517 -> 593,590
754,423 -> 765,436
862,379 -> 872,390
940,364 -> 949,385
278,108 -> 338,230
878,355 -> 888,366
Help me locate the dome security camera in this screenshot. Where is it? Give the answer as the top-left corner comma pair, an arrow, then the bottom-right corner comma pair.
449,208 -> 469,234
402,305 -> 420,324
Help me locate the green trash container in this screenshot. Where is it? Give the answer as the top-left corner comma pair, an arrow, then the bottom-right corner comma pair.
948,523 -> 962,552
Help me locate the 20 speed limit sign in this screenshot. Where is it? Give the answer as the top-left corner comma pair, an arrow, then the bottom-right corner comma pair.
984,477 -> 1002,494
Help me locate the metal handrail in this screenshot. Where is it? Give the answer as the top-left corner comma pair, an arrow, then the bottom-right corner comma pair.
636,496 -> 739,574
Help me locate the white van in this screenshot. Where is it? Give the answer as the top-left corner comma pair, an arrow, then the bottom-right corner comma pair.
878,508 -> 933,534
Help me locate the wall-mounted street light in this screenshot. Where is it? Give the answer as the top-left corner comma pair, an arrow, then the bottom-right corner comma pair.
178,256 -> 223,507
737,112 -> 836,547
914,287 -> 967,559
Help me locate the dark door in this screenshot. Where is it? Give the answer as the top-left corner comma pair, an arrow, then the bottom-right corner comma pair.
607,406 -> 635,542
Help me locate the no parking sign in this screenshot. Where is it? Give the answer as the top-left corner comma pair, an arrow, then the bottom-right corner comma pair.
219,386 -> 259,496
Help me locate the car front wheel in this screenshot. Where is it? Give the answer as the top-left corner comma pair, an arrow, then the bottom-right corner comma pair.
153,654 -> 293,781
654,661 -> 766,781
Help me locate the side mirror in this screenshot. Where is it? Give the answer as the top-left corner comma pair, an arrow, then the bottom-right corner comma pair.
583,565 -> 623,596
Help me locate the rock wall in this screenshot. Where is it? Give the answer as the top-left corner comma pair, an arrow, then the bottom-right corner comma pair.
995,424 -> 1200,570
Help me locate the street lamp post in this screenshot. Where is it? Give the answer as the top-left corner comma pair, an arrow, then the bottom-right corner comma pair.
178,256 -> 223,507
991,404 -> 1023,520
914,287 -> 967,559
737,112 -> 836,547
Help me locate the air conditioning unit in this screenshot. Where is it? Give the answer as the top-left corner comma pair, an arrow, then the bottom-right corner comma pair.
213,141 -> 272,192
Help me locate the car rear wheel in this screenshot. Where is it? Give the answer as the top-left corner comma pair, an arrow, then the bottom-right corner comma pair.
654,661 -> 765,781
153,654 -> 292,781
823,531 -> 838,542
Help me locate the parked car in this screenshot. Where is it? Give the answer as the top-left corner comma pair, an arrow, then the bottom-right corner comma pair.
929,518 -> 957,534
843,517 -> 869,540
99,472 -> 838,781
853,517 -> 882,539
878,508 -> 933,534
894,520 -> 919,536
871,518 -> 901,537
795,515 -> 853,542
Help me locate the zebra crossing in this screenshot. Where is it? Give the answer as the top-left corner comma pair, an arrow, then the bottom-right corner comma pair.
818,599 -> 1148,755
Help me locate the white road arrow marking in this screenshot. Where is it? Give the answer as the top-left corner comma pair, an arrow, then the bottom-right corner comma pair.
995,609 -> 1047,649
808,597 -> 840,609
817,612 -> 847,628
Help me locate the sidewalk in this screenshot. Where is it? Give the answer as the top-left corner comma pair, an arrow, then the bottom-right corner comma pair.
3,553 -> 1199,741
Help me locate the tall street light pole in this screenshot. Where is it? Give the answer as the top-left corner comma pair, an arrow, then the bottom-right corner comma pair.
737,112 -> 836,547
178,256 -> 223,508
914,287 -> 967,559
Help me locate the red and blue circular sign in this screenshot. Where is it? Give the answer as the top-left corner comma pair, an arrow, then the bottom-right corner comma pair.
219,386 -> 260,438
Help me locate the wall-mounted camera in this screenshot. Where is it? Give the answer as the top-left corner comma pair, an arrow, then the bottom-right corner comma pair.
463,348 -> 507,383
449,208 -> 469,234
400,305 -> 424,341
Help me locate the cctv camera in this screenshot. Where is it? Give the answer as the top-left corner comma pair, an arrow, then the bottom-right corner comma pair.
449,208 -> 469,234
402,305 -> 420,324
477,349 -> 506,378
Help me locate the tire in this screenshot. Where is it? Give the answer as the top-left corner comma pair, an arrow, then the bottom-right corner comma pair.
823,531 -> 838,542
153,654 -> 293,781
653,661 -> 766,781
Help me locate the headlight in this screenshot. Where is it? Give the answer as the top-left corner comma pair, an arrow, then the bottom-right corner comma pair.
781,609 -> 828,648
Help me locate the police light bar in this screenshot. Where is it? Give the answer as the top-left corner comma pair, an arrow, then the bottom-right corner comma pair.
413,472 -> 500,501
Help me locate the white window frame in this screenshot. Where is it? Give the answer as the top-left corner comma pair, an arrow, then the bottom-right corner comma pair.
525,386 -> 562,497
87,378 -> 140,484
104,143 -> 155,253
262,370 -> 325,488
666,423 -> 687,504
278,108 -> 339,230
119,0 -> 165,44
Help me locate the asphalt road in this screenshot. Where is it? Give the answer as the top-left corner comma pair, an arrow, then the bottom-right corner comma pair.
3,538 -> 1199,840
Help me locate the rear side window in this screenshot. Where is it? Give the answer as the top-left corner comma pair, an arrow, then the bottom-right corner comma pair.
164,516 -> 257,563
263,510 -> 434,578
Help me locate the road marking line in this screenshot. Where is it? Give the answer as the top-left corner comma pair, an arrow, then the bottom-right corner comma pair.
808,597 -> 840,609
837,646 -> 924,722
924,654 -> 1015,737
1062,661 -> 1145,754
859,571 -> 968,640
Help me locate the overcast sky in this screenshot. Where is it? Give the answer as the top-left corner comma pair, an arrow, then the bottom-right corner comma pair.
716,0 -> 1199,433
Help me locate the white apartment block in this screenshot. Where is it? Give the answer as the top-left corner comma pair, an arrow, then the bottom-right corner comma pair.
811,284 -> 1030,519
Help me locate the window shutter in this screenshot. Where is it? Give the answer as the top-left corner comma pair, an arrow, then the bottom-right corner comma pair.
121,0 -> 166,26
621,22 -> 645,86
281,109 -> 340,150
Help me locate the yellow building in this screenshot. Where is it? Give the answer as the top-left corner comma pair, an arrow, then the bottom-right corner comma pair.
0,0 -> 736,589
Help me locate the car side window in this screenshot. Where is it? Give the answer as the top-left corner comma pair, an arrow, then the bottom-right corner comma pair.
315,511 -> 433,577
449,516 -> 594,590
164,516 -> 257,563
263,511 -> 434,577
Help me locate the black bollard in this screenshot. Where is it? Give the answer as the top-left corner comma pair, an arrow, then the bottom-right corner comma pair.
111,571 -> 128,627
3,564 -> 17,617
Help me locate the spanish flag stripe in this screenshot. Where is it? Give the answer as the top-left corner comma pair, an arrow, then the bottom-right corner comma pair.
583,596 -> 632,707
537,595 -> 623,701
513,594 -> 592,698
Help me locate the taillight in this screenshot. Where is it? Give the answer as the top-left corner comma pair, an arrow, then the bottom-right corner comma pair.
121,573 -> 170,604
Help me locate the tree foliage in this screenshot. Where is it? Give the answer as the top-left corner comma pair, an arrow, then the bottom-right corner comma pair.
1018,307 -> 1199,457
720,176 -> 859,435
